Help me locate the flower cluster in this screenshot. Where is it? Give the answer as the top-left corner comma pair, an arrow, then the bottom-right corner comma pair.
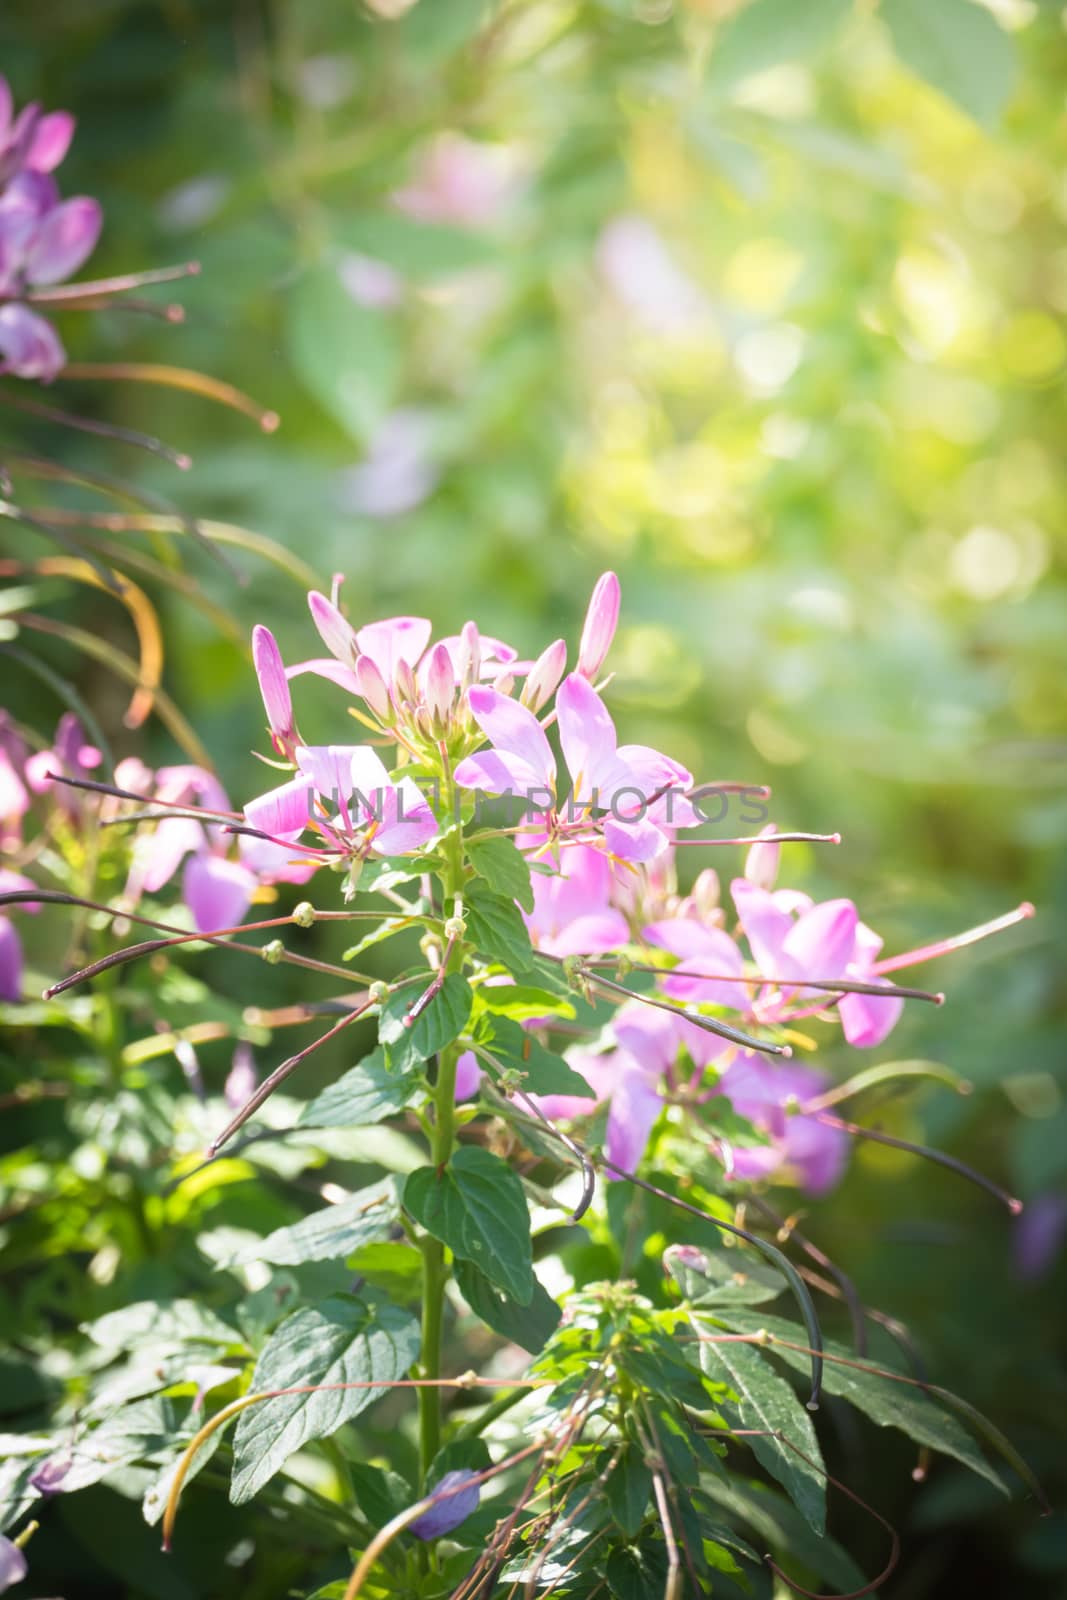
0,76 -> 101,380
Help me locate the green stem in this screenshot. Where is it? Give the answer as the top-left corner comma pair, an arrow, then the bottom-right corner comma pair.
417,799 -> 467,1489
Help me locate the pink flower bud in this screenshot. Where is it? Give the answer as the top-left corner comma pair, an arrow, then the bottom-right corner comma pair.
394,656 -> 418,706
691,868 -> 721,918
252,625 -> 294,746
308,590 -> 358,666
425,642 -> 455,725
458,620 -> 481,690
744,825 -> 780,890
577,571 -> 620,680
355,654 -> 392,720
521,638 -> 567,712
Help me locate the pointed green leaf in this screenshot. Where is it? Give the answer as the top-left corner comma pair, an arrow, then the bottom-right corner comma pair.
606,1447 -> 653,1538
231,1293 -> 419,1503
379,974 -> 473,1072
454,1258 -> 561,1352
222,1179 -> 399,1268
404,1146 -> 534,1303
468,836 -> 535,913
464,883 -> 534,973
881,0 -> 1015,127
700,1476 -> 866,1591
712,1310 -> 1009,1498
299,1047 -> 423,1128
479,1015 -> 595,1100
700,1338 -> 826,1534
665,1244 -> 784,1308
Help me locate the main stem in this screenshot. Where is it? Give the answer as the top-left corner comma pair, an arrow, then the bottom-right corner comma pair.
418,800 -> 466,1489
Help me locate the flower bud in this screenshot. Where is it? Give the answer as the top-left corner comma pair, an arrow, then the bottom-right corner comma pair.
291,901 -> 316,928
308,589 -> 358,665
262,939 -> 285,965
521,638 -> 567,712
744,825 -> 780,890
457,620 -> 481,691
355,654 -> 392,721
691,868 -> 721,918
368,980 -> 390,1007
425,642 -> 456,726
252,625 -> 294,748
394,656 -> 418,707
409,1470 -> 480,1541
577,571 -> 620,680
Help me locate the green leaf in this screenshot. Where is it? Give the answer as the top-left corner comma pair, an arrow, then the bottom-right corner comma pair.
700,1338 -> 826,1534
83,1300 -> 241,1353
665,1243 -> 784,1307
607,1446 -> 653,1537
299,1047 -> 423,1128
287,261 -> 399,440
468,835 -> 535,913
347,1241 -> 424,1304
701,1476 -> 866,1591
881,0 -> 1015,127
712,1310 -> 1009,1498
221,1179 -> 399,1268
334,213 -> 498,280
606,1543 -> 668,1600
454,1258 -> 561,1352
464,883 -> 534,973
706,0 -> 851,95
379,974 -> 473,1072
230,1293 -> 419,1503
404,1146 -> 534,1303
478,1016 -> 595,1099
472,984 -> 576,1022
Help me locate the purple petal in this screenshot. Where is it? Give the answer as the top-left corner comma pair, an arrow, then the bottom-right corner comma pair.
356,616 -> 432,679
136,815 -> 204,893
409,1469 -> 480,1540
454,1051 -> 482,1102
466,686 -> 555,789
238,832 -> 319,884
539,910 -> 630,958
183,853 -> 256,933
731,879 -> 794,979
605,1064 -> 663,1175
0,916 -> 23,1001
611,1001 -> 680,1074
297,744 -> 366,806
371,779 -> 438,855
286,656 -> 362,695
783,898 -> 858,981
556,674 -> 630,803
616,742 -> 693,798
838,986 -> 904,1048
26,195 -> 102,285
0,1534 -> 28,1593
453,748 -> 551,799
782,1115 -> 850,1196
307,591 -> 358,666
602,814 -> 668,862
27,110 -> 75,172
577,571 -> 620,679
0,302 -> 65,380
1014,1193 -> 1067,1281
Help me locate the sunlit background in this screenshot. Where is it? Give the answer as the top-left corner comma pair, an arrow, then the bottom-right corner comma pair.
2,0 -> 1065,1593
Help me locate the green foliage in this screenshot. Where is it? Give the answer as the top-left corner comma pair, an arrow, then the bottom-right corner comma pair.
404,1146 -> 535,1303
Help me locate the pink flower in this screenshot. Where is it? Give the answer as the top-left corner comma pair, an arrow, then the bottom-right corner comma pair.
0,1533 -> 27,1594
252,625 -> 296,755
393,133 -> 516,228
23,713 -> 102,817
522,840 -> 629,958
576,572 -> 620,681
716,1055 -> 849,1195
0,868 -> 40,1003
731,879 -> 904,1048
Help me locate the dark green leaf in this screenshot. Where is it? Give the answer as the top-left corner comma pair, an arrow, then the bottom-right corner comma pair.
464,883 -> 534,973
299,1047 -> 423,1128
404,1146 -> 534,1303
700,1338 -> 826,1534
711,1310 -> 1008,1497
221,1179 -> 399,1268
468,835 -> 535,913
231,1293 -> 419,1502
379,974 -> 473,1072
665,1244 -> 784,1308
881,0 -> 1016,127
478,1015 -> 595,1099
454,1258 -> 561,1352
701,1476 -> 866,1591
607,1447 -> 653,1537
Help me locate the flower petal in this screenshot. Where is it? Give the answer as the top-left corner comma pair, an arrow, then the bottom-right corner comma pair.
466,685 -> 555,789
25,195 -> 102,285
244,774 -> 313,839
182,853 -> 256,933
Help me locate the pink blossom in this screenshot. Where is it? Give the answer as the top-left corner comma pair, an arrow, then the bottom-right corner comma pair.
716,1055 -> 849,1195
576,572 -> 620,681
394,134 -> 516,228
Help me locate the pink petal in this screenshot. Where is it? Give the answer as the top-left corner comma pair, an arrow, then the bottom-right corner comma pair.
466,686 -> 556,790
182,853 -> 256,933
308,591 -> 358,666
731,879 -> 794,979
356,616 -> 432,679
577,571 -> 620,680
244,775 -> 313,839
782,1115 -> 849,1195
611,1002 -> 679,1073
27,110 -> 75,172
252,625 -> 293,743
0,302 -> 65,380
137,815 -> 204,893
26,195 -> 102,285
370,779 -> 438,855
602,814 -> 668,862
838,987 -> 904,1048
556,674 -> 632,803
539,910 -> 630,958
238,832 -> 318,884
783,898 -> 858,981
605,1064 -> 662,1175
453,748 -> 551,800
454,1051 -> 482,1102
285,656 -> 361,694
0,918 -> 23,1001
296,744 -> 367,806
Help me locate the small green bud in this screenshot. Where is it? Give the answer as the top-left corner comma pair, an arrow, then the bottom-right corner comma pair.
615,952 -> 633,978
368,980 -> 390,1007
262,939 -> 285,965
444,915 -> 466,940
291,901 -> 316,928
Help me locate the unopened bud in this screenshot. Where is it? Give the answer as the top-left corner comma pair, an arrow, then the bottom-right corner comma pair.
308,590 -> 358,666
444,915 -> 466,940
394,657 -> 417,706
355,654 -> 392,721
577,571 -> 620,680
252,625 -> 295,748
744,825 -> 780,890
291,901 -> 316,928
425,642 -> 456,726
521,638 -> 567,713
691,869 -> 721,918
458,621 -> 481,691
262,939 -> 285,965
369,980 -> 390,1007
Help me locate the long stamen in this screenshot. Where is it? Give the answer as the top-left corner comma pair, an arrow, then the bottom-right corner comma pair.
872,902 -> 1035,976
0,392 -> 192,468
25,261 -> 201,301
565,963 -> 792,1057
817,1113 -> 1022,1212
60,363 -> 280,433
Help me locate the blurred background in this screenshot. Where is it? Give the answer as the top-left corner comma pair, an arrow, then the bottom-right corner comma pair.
1,0 -> 1064,1594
